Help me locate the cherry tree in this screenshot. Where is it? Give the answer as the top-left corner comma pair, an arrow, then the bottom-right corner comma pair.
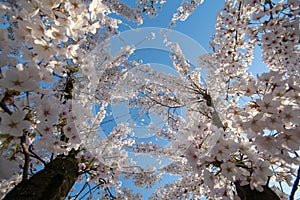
0,0 -> 299,200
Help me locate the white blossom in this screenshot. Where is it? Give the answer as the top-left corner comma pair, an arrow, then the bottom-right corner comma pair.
0,111 -> 30,137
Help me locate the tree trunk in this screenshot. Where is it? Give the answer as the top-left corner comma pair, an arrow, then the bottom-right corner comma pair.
235,181 -> 280,200
3,153 -> 79,200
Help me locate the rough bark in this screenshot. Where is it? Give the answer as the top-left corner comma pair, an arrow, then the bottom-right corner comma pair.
235,181 -> 280,200
3,153 -> 79,200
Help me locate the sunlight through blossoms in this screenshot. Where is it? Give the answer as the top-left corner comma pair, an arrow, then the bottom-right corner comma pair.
0,0 -> 299,199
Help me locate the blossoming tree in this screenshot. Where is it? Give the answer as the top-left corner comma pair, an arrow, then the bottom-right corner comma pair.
0,0 -> 299,200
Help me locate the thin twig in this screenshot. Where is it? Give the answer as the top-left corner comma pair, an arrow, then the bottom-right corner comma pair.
290,166 -> 300,200
1,96 -> 30,181
28,145 -> 46,165
99,178 -> 116,199
73,182 -> 88,199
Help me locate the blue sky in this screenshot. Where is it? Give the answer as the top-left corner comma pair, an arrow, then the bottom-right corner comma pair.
117,1 -> 225,50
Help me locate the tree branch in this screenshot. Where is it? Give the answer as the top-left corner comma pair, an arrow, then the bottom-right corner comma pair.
235,181 -> 280,200
1,95 -> 31,181
290,166 -> 300,200
20,135 -> 30,181
28,145 -> 47,165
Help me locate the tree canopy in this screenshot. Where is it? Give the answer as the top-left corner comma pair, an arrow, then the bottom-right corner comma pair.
0,0 -> 299,199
